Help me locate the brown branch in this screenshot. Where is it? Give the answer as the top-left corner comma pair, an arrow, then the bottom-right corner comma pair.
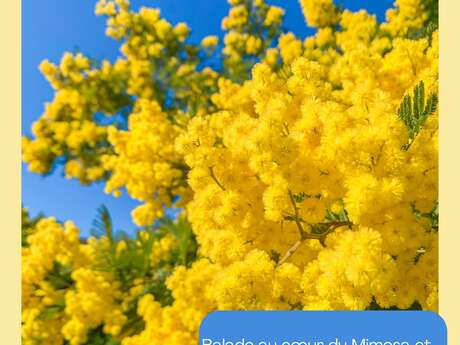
277,220 -> 352,266
278,239 -> 302,266
209,166 -> 225,191
288,190 -> 305,239
314,221 -> 353,228
283,123 -> 290,136
278,190 -> 353,266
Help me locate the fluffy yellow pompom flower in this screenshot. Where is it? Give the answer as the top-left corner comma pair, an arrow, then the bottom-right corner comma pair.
264,6 -> 284,26
201,35 -> 219,48
299,0 -> 339,28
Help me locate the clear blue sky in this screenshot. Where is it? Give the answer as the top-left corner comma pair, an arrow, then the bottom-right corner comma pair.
22,0 -> 393,236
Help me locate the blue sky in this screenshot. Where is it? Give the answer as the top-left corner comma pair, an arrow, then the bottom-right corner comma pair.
22,0 -> 394,236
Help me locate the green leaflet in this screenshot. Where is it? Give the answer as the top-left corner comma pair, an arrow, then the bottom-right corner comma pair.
397,80 -> 437,150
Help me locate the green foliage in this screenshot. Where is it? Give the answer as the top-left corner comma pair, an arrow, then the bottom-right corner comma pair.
46,262 -> 74,290
367,298 -> 422,310
397,80 -> 437,150
325,203 -> 350,224
21,207 -> 43,247
37,299 -> 66,321
427,202 -> 439,231
412,202 -> 438,232
85,326 -> 121,345
91,205 -> 114,242
160,217 -> 198,267
422,0 -> 438,29
408,0 -> 438,40
92,229 -> 157,285
88,205 -> 197,309
36,262 -> 73,321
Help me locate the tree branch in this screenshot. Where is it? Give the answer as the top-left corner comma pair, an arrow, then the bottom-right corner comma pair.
209,166 -> 226,191
278,190 -> 353,266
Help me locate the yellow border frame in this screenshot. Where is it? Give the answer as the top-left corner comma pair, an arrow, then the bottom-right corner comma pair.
439,0 -> 460,342
1,0 -> 21,343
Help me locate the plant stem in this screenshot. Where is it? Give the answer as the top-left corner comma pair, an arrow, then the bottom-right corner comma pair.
278,190 -> 353,266
278,239 -> 302,266
288,190 -> 305,239
209,166 -> 226,191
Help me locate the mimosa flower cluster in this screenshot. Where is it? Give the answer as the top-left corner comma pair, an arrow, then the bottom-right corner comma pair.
22,0 -> 439,344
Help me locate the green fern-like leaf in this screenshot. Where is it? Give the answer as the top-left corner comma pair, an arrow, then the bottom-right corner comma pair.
37,297 -> 66,321
397,81 -> 438,150
91,205 -> 113,242
21,207 -> 44,247
159,217 -> 197,267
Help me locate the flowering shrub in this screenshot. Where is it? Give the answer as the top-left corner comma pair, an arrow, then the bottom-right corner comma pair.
22,0 -> 438,344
